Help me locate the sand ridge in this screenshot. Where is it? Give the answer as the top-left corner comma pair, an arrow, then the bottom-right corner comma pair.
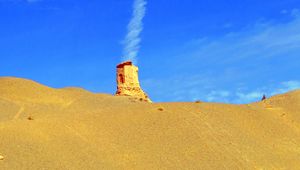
0,77 -> 300,169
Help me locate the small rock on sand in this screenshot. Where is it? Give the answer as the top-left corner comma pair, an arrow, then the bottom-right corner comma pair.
0,155 -> 4,160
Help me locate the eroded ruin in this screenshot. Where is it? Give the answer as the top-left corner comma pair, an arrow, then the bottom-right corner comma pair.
115,61 -> 151,102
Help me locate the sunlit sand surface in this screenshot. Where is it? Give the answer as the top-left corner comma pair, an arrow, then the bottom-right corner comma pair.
0,77 -> 300,169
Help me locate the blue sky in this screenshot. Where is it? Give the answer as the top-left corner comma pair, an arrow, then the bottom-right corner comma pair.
0,0 -> 300,103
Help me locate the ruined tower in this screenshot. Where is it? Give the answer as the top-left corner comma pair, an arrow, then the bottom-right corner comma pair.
116,61 -> 151,102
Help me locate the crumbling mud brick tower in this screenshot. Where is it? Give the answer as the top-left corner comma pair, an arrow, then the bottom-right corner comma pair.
116,61 -> 152,102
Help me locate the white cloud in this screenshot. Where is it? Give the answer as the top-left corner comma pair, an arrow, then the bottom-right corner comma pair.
199,80 -> 300,104
235,91 -> 263,103
291,9 -> 300,17
206,90 -> 230,102
271,81 -> 300,95
143,9 -> 300,103
180,9 -> 300,67
281,10 -> 288,14
143,75 -> 300,103
123,0 -> 147,64
232,80 -> 300,104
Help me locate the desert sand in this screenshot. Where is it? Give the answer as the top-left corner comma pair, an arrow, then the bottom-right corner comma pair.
0,77 -> 300,169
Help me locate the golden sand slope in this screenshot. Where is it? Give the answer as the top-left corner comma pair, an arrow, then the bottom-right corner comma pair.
0,77 -> 300,170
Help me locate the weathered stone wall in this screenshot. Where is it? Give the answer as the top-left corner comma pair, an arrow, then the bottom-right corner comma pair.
116,61 -> 151,102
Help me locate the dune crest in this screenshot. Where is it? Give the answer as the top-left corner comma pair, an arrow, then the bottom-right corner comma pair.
0,77 -> 300,169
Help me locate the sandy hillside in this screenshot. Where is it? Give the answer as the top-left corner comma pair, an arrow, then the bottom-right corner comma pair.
0,77 -> 300,170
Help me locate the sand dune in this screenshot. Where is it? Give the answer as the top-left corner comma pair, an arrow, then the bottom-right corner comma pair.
0,77 -> 300,169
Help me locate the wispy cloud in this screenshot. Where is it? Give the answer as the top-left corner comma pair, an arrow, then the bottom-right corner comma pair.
143,9 -> 300,103
187,80 -> 300,104
180,9 -> 300,68
232,80 -> 300,103
271,81 -> 300,95
235,91 -> 264,103
143,74 -> 300,103
206,90 -> 230,102
122,0 -> 147,64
